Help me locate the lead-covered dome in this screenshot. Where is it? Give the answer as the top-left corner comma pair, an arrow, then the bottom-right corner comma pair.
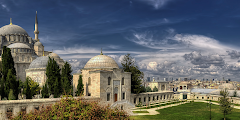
7,43 -> 30,49
84,54 -> 119,69
0,24 -> 28,36
29,56 -> 49,69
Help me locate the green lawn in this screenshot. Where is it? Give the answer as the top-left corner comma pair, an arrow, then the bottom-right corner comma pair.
130,102 -> 240,120
139,101 -> 183,109
132,111 -> 149,113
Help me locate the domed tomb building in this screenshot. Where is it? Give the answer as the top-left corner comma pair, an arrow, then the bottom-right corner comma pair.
0,12 -> 64,82
73,50 -> 131,106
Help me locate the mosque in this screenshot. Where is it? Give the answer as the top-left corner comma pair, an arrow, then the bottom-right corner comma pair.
0,12 -> 64,86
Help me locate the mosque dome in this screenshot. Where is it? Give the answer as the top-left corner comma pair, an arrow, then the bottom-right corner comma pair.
49,53 -> 60,57
218,83 -> 235,90
0,24 -> 28,36
7,43 -> 30,49
29,56 -> 49,69
84,53 -> 119,69
34,41 -> 43,46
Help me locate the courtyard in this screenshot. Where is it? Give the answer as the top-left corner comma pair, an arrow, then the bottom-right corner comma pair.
130,102 -> 240,120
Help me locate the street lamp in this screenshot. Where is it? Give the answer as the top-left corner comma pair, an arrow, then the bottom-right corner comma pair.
209,100 -> 212,120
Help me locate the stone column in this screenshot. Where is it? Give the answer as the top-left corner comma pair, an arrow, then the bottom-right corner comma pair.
13,106 -> 20,117
165,84 -> 167,91
26,105 -> 34,114
159,83 -> 162,91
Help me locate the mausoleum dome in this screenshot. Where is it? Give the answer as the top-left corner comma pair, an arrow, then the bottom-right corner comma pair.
84,52 -> 119,69
34,41 -> 43,46
29,56 -> 49,69
0,24 -> 28,36
218,83 -> 235,90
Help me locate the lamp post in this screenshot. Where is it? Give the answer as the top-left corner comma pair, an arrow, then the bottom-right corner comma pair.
209,100 -> 212,120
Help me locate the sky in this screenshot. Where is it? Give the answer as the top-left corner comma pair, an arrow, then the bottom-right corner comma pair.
1,0 -> 240,81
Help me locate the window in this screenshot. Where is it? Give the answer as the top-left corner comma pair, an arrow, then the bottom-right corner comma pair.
139,98 -> 141,102
164,95 -> 165,99
88,77 -> 91,85
157,96 -> 158,100
16,56 -> 19,61
108,77 -> 111,85
149,97 -> 150,101
107,93 -> 110,101
122,77 -> 124,85
180,86 -> 182,90
202,97 -> 204,99
22,55 -> 25,61
144,97 -> 146,102
134,98 -> 136,103
27,56 -> 30,62
88,93 -> 91,96
153,96 -> 155,101
122,92 -> 125,100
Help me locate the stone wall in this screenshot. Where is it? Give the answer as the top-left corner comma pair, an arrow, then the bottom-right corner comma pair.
131,91 -> 174,106
0,96 -> 100,120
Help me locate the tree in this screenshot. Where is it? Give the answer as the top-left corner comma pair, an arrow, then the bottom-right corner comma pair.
219,89 -> 233,120
54,77 -> 60,98
145,86 -> 152,92
1,46 -> 16,99
5,69 -> 17,100
233,90 -> 237,97
153,86 -> 158,92
8,89 -> 16,100
23,77 -> 41,99
41,83 -> 49,98
76,75 -> 84,96
46,57 -> 62,96
61,62 -> 73,95
121,54 -> 144,94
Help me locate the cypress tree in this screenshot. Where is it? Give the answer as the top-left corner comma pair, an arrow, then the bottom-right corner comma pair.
8,89 -> 16,100
24,77 -> 31,99
42,83 -> 49,98
76,75 -> 84,96
54,77 -> 60,98
61,61 -> 73,95
5,69 -> 17,100
46,57 -> 62,96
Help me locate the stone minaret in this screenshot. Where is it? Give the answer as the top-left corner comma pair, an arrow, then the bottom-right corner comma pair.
34,11 -> 39,41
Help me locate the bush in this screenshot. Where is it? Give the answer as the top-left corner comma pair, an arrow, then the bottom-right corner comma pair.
10,96 -> 130,120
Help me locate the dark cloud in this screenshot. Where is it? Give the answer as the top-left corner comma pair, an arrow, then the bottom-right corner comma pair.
226,50 -> 240,59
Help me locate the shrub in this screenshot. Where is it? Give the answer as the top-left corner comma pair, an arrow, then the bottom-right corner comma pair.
10,96 -> 130,120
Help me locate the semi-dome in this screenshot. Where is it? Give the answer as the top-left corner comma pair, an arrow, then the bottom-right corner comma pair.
7,43 -> 30,49
218,83 -> 235,90
29,56 -> 49,69
34,41 -> 43,46
0,24 -> 28,36
84,54 -> 119,69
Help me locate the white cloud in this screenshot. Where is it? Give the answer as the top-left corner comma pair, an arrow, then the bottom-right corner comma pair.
0,3 -> 10,11
139,0 -> 172,9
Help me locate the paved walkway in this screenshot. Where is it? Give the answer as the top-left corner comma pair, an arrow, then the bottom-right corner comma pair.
129,100 -> 240,116
129,102 -> 189,116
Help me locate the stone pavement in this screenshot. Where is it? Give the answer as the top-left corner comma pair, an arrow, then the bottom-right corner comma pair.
129,102 -> 189,116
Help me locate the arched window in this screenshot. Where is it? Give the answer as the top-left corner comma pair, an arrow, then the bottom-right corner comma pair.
16,56 -> 19,61
108,77 -> 111,85
27,56 -> 30,62
122,77 -> 124,85
22,55 -> 25,61
88,77 -> 91,85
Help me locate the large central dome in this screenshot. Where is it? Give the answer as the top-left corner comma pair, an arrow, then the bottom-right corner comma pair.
0,24 -> 28,36
84,54 -> 119,69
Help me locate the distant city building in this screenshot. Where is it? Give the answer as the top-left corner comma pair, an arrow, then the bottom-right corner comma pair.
184,78 -> 187,81
147,77 -> 151,82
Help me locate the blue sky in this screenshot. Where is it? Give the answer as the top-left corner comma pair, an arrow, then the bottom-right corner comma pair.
1,0 -> 240,81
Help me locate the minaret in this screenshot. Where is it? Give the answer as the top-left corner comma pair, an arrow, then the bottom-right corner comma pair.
34,11 -> 39,41
10,18 -> 12,25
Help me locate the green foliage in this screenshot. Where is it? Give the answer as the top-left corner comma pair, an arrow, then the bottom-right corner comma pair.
219,89 -> 233,119
153,86 -> 158,92
54,77 -> 60,98
23,77 -> 41,99
121,54 -> 144,94
61,61 -> 73,96
11,96 -> 129,120
145,86 -> 152,92
5,69 -> 18,100
8,89 -> 16,100
1,46 -> 17,99
46,57 -> 62,96
76,75 -> 84,96
41,83 -> 49,98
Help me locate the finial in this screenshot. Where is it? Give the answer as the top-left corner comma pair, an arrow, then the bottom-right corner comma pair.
10,18 -> 12,25
100,48 -> 103,55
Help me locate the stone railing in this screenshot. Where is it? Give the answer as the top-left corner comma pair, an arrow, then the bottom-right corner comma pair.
0,96 -> 100,120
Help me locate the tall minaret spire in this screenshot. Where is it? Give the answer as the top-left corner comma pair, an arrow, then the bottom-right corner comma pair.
10,18 -> 12,25
34,11 -> 39,41
100,48 -> 103,55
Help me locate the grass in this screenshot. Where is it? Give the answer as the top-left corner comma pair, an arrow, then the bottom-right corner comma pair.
130,102 -> 240,120
132,111 -> 149,113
